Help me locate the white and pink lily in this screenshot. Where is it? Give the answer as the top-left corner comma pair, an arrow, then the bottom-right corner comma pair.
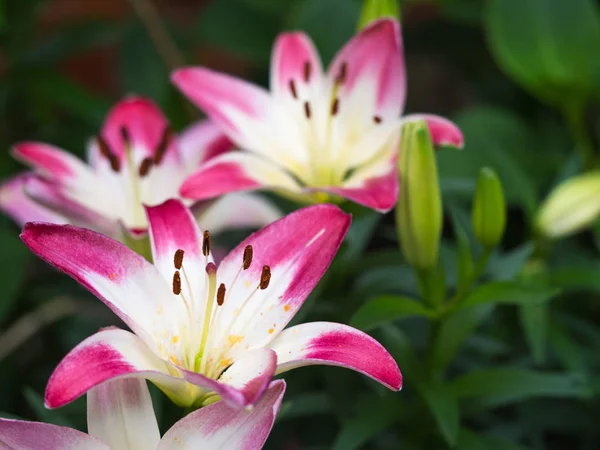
21,200 -> 401,409
0,96 -> 280,238
0,377 -> 285,450
172,18 -> 463,212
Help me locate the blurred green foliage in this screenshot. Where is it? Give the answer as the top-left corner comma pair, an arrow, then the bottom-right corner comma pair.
2,0 -> 600,449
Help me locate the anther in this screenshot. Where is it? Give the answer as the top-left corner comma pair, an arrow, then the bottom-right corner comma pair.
172,271 -> 182,295
138,157 -> 153,177
304,101 -> 311,119
336,62 -> 347,84
217,283 -> 226,306
202,230 -> 211,256
373,116 -> 382,124
260,265 -> 271,290
153,127 -> 173,165
331,98 -> 339,116
174,249 -> 184,270
120,126 -> 131,144
242,245 -> 253,270
108,156 -> 121,172
303,61 -> 311,83
289,79 -> 298,99
96,136 -> 120,172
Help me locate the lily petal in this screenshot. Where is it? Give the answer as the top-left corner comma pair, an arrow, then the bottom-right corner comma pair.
180,348 -> 277,408
12,142 -> 95,185
0,419 -> 107,450
100,96 -> 175,161
402,113 -> 464,148
180,152 -> 301,201
328,18 -> 405,117
270,32 -> 323,98
87,378 -> 160,450
269,321 -> 402,391
195,192 -> 282,234
178,120 -> 234,168
0,173 -> 69,226
158,380 -> 285,450
172,67 -> 271,146
45,328 -> 187,409
20,223 -> 182,351
209,204 -> 351,357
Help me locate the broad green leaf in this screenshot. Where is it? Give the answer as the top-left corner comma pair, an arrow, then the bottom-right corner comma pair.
549,266 -> 600,292
24,387 -> 73,427
549,320 -> 587,375
352,266 -> 418,299
485,0 -> 600,104
341,211 -> 381,262
351,295 -> 433,331
0,227 -> 30,321
418,379 -> 460,447
452,212 -> 474,295
277,392 -> 332,421
432,304 -> 494,374
519,302 -> 548,364
458,281 -> 557,309
457,428 -> 531,450
453,368 -> 590,410
485,243 -> 534,281
331,395 -> 401,450
379,325 -> 422,382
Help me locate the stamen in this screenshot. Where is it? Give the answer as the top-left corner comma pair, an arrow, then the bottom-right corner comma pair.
303,61 -> 311,83
260,265 -> 271,290
242,245 -> 253,270
120,126 -> 131,144
373,116 -> 382,124
153,127 -> 173,165
289,80 -> 298,99
138,157 -> 153,177
172,271 -> 182,295
174,249 -> 184,270
202,230 -> 211,256
217,283 -> 226,306
304,101 -> 311,119
331,98 -> 339,116
336,62 -> 347,84
96,136 -> 120,172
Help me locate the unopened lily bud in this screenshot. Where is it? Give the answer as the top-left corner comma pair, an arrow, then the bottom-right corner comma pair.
396,120 -> 442,270
536,172 -> 600,239
358,0 -> 400,30
472,167 -> 506,249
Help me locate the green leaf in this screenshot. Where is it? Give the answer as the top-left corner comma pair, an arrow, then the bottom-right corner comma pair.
277,392 -> 333,421
453,368 -> 590,410
485,0 -> 600,104
452,212 -> 474,295
23,387 -> 73,427
486,243 -> 534,281
351,295 -> 433,331
432,304 -> 494,373
379,325 -> 422,382
458,281 -> 557,309
0,227 -> 29,321
549,266 -> 600,292
418,379 -> 460,447
331,395 -> 401,450
457,428 -> 532,450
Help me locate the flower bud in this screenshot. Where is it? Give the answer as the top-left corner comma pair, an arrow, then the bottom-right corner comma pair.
471,167 -> 506,248
535,172 -> 600,239
358,0 -> 400,30
396,120 -> 442,270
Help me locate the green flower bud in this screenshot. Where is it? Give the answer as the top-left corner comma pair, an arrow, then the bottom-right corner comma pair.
471,167 -> 506,248
535,172 -> 600,239
396,120 -> 442,270
358,0 -> 400,30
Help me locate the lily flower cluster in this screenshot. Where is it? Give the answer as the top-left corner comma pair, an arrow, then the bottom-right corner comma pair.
0,17 -> 462,449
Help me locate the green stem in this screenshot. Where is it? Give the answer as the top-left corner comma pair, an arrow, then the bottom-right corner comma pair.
563,100 -> 596,170
444,248 -> 491,312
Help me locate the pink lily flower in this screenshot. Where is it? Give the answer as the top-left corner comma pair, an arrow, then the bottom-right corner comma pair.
21,200 -> 401,409
172,18 -> 463,212
0,377 -> 285,449
0,96 -> 280,237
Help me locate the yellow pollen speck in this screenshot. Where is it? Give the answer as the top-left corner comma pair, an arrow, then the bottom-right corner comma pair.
228,335 -> 244,346
169,355 -> 179,365
157,305 -> 164,315
284,305 -> 291,312
268,328 -> 274,334
220,358 -> 233,367
244,279 -> 252,288
171,335 -> 179,344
